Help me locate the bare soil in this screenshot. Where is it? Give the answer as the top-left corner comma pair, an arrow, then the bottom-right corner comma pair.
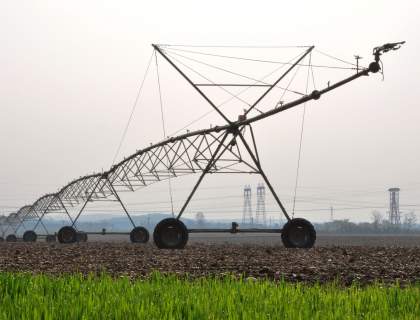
81,233 -> 420,247
190,233 -> 420,247
1,241 -> 419,285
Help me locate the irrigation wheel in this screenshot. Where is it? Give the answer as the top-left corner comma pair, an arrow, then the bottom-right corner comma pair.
130,226 -> 149,243
45,235 -> 56,243
281,218 -> 316,248
6,234 -> 17,242
23,230 -> 37,242
153,218 -> 188,249
76,231 -> 88,242
57,226 -> 77,244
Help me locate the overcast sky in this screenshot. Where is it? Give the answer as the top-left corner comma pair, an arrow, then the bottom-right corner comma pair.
0,0 -> 419,224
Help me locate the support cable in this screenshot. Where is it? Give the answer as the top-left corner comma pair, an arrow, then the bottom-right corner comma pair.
112,51 -> 154,165
166,52 -> 307,137
155,51 -> 175,216
291,53 -> 313,217
314,49 -> 360,67
160,44 -> 312,48
276,65 -> 301,106
166,50 -> 305,96
310,56 -> 317,89
166,52 -> 253,108
153,44 -> 232,125
165,47 -> 358,70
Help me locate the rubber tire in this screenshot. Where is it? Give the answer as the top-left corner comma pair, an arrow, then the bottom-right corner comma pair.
281,218 -> 316,248
6,234 -> 17,242
46,235 -> 56,243
23,230 -> 37,242
130,226 -> 149,243
0,237 -> 4,242
76,231 -> 88,242
57,226 -> 77,244
153,218 -> 188,249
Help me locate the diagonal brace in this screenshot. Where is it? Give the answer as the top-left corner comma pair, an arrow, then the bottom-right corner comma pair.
237,129 -> 291,221
176,130 -> 231,219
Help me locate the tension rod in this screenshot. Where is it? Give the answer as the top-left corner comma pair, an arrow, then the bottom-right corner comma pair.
153,44 -> 233,125
245,46 -> 314,116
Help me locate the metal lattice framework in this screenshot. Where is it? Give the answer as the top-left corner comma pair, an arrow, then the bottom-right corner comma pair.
31,176 -> 116,232
1,205 -> 34,236
2,41 -> 404,241
0,215 -> 7,237
0,214 -> 15,238
15,125 -> 258,234
108,127 -> 258,191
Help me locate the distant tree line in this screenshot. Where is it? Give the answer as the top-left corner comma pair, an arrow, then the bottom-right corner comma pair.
315,211 -> 418,234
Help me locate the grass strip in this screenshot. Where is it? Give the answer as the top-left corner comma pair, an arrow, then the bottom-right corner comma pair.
0,272 -> 419,319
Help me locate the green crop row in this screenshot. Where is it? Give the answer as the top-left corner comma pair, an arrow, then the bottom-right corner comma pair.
0,272 -> 418,319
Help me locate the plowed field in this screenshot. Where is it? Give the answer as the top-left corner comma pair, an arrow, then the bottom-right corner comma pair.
1,242 -> 419,285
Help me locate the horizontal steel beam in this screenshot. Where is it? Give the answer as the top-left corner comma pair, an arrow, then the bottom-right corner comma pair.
84,231 -> 131,235
188,228 -> 282,233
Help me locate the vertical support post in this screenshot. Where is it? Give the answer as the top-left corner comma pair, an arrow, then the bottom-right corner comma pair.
248,125 -> 260,164
2,220 -> 11,236
33,196 -> 66,234
71,177 -> 105,227
176,131 -> 231,220
57,196 -> 76,225
33,209 -> 48,232
14,217 -> 26,234
237,131 -> 291,221
15,207 -> 49,235
33,211 -> 51,235
107,179 -> 136,228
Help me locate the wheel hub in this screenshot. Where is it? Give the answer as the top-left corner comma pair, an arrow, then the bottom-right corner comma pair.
288,225 -> 309,247
58,226 -> 77,244
130,226 -> 149,243
161,226 -> 182,246
133,232 -> 147,242
153,218 -> 188,249
23,230 -> 37,242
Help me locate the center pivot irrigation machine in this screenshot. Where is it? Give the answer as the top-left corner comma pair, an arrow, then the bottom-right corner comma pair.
1,41 -> 404,248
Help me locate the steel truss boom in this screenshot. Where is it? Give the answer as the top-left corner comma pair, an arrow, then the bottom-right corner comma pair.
26,56 -> 376,220
16,42 -> 403,243
1,205 -> 35,236
104,64 -> 370,192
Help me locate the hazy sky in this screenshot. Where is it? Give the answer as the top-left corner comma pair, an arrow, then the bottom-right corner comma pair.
1,0 -> 419,224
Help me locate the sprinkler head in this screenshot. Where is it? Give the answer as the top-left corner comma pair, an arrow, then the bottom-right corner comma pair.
369,61 -> 381,73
